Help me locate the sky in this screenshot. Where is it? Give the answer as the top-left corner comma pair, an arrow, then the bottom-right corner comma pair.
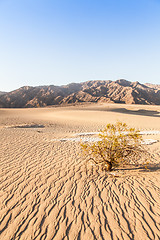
0,0 -> 160,92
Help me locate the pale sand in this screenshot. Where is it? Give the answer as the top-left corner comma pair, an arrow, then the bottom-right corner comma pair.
0,103 -> 160,240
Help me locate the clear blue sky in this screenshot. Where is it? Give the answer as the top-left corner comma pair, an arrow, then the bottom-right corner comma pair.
0,0 -> 160,91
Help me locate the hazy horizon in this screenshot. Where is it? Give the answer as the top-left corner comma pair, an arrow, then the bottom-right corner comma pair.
0,0 -> 160,92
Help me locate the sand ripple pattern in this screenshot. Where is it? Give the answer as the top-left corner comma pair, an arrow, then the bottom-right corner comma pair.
0,128 -> 160,240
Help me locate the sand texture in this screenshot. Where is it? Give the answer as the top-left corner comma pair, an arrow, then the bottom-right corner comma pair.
0,103 -> 160,240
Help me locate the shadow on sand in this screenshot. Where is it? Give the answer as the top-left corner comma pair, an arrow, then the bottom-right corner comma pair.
107,108 -> 160,118
84,107 -> 160,117
13,124 -> 45,128
116,163 -> 160,173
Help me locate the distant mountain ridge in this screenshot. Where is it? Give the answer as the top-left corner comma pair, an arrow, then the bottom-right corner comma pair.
0,79 -> 160,107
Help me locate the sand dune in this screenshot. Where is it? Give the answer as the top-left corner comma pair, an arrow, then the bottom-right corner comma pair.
0,103 -> 160,239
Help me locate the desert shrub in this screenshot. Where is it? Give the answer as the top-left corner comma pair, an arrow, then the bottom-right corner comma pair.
81,122 -> 150,171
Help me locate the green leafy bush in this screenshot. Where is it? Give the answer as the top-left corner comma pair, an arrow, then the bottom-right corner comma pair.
81,122 -> 150,171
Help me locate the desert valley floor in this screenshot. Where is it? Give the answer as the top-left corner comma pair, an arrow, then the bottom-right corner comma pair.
0,103 -> 160,240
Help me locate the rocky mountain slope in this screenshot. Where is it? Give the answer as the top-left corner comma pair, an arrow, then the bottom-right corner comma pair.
0,91 -> 7,96
0,80 -> 160,107
144,83 -> 160,90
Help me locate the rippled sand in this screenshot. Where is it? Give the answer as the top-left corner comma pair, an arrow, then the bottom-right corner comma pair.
0,103 -> 160,240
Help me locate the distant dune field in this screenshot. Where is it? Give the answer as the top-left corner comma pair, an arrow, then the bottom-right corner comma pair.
0,103 -> 160,240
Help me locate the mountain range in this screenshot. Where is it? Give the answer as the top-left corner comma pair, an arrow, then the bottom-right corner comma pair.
0,79 -> 160,108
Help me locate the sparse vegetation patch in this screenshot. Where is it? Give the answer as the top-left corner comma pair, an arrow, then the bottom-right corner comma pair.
81,122 -> 151,171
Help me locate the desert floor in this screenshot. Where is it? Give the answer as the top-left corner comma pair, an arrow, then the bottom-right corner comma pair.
0,103 -> 160,240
